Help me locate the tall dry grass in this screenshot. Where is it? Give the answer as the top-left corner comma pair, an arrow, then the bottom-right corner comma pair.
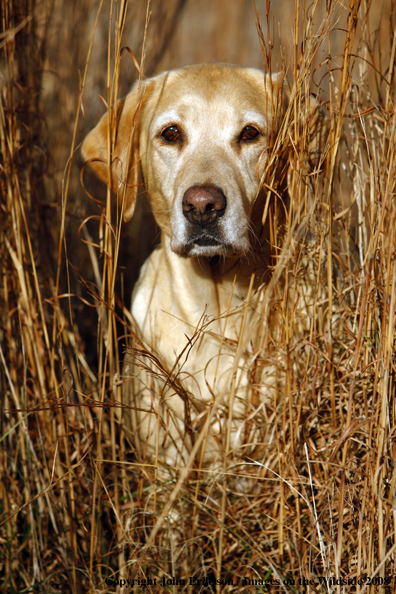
1,0 -> 395,593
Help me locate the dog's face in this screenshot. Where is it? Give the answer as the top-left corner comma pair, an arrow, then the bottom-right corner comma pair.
139,65 -> 284,257
82,63 -> 326,258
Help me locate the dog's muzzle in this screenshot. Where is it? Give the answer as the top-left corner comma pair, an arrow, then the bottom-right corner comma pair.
178,185 -> 235,256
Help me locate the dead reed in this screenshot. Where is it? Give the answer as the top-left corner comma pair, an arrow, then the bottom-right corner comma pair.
0,0 -> 395,593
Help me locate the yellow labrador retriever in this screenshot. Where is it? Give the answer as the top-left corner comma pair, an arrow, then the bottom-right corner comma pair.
82,63 -> 328,468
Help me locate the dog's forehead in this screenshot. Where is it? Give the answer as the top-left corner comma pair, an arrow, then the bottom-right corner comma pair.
168,64 -> 265,97
146,64 -> 272,127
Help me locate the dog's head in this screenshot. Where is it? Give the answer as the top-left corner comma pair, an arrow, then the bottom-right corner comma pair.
82,63 -> 328,258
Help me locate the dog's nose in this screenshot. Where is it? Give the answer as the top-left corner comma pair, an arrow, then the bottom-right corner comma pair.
182,185 -> 226,226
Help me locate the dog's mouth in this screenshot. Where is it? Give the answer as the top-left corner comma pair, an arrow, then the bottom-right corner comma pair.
169,230 -> 226,256
175,232 -> 237,258
193,235 -> 222,247
171,227 -> 249,258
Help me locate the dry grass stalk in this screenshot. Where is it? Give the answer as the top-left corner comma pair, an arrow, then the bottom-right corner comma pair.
1,0 -> 395,593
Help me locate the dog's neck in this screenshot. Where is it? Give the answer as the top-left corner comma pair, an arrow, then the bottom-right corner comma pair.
161,232 -> 274,310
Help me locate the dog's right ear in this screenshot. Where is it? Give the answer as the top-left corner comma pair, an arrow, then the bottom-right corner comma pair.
82,80 -> 149,222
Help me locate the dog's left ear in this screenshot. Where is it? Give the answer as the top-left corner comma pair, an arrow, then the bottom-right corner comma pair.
298,93 -> 330,168
263,72 -> 330,164
280,87 -> 330,205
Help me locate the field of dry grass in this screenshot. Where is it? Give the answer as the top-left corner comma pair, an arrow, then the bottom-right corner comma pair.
1,0 -> 396,593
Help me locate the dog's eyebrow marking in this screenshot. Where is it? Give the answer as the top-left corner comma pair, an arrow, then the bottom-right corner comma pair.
238,111 -> 268,126
152,109 -> 184,132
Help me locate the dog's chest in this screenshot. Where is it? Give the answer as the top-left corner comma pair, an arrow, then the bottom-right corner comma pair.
130,245 -> 260,398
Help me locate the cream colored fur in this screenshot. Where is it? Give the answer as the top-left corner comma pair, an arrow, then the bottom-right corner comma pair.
82,63 -> 328,469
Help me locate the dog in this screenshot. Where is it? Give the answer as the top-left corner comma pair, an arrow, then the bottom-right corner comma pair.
82,63 -> 329,470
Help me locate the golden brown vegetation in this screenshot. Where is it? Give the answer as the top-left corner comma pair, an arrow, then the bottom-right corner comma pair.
1,0 -> 395,593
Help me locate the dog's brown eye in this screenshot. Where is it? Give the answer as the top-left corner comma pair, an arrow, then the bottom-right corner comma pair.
161,125 -> 182,143
240,126 -> 260,141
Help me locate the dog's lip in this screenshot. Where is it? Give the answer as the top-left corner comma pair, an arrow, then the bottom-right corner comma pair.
193,236 -> 222,247
172,234 -> 243,257
172,231 -> 240,256
184,231 -> 224,248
